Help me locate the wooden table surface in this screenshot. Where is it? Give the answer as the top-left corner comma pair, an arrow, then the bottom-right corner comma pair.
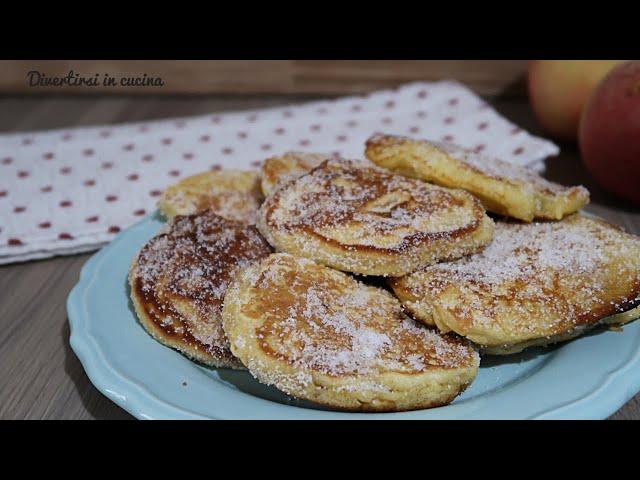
0,94 -> 638,420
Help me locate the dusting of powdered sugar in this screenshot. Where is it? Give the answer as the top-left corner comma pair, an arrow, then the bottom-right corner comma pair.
244,254 -> 476,382
434,140 -> 583,195
261,151 -> 335,194
133,211 -> 272,353
261,157 -> 484,251
428,217 -> 612,284
161,170 -> 263,224
400,215 -> 640,331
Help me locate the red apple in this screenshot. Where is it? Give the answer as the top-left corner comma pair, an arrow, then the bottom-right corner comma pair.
579,61 -> 640,204
528,60 -> 622,141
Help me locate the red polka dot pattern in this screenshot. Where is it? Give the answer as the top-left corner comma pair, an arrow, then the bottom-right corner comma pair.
0,81 -> 558,263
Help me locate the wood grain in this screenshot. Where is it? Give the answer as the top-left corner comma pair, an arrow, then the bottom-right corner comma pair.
0,94 -> 637,420
0,60 -> 528,96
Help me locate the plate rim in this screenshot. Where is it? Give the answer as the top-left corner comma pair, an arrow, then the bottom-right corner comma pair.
67,214 -> 640,420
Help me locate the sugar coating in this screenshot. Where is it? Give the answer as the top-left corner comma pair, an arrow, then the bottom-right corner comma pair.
434,140 -> 585,195
368,133 -> 586,196
132,211 -> 272,359
258,157 -> 493,275
159,170 -> 263,224
394,215 -> 640,339
265,158 -> 479,240
260,151 -> 334,195
234,254 -> 477,383
365,134 -> 590,222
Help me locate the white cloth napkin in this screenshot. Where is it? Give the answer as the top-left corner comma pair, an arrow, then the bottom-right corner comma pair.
0,81 -> 558,265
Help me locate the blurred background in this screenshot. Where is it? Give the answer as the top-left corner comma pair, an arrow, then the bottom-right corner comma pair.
2,59 -> 636,205
0,60 -> 529,96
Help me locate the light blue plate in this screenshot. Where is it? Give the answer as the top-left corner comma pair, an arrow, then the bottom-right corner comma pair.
68,213 -> 640,419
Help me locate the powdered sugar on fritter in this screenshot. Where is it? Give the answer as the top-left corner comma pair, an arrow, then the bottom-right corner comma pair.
434,140 -> 583,195
395,215 -> 640,337
133,211 -> 272,355
245,254 -> 477,379
261,158 -> 485,249
430,218 -> 612,285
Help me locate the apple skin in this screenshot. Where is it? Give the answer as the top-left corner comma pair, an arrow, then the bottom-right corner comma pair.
579,61 -> 640,205
528,60 -> 622,141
